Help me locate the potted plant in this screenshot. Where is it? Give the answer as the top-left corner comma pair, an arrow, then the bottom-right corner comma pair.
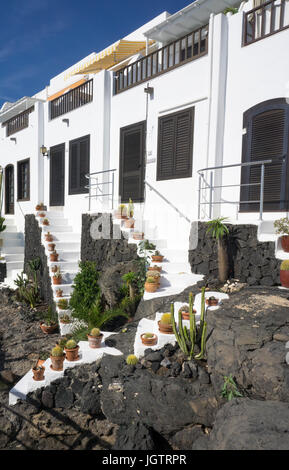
48,243 -> 55,252
51,265 -> 58,273
144,276 -> 158,293
280,260 -> 289,288
52,267 -> 62,285
58,298 -> 68,310
64,339 -> 79,362
158,313 -> 174,334
87,327 -> 103,349
148,265 -> 162,273
274,218 -> 289,253
178,304 -> 196,320
40,306 -> 58,334
206,296 -> 219,307
146,270 -> 160,287
60,314 -> 71,324
133,231 -> 144,240
38,212 -> 46,218
36,203 -> 45,211
56,288 -> 63,298
50,250 -> 59,262
124,198 -> 135,228
37,351 -> 50,367
32,362 -> 45,381
45,232 -> 53,242
151,250 -> 164,262
42,218 -> 49,226
141,332 -> 158,346
0,217 -> 6,255
115,204 -> 127,220
50,346 -> 65,371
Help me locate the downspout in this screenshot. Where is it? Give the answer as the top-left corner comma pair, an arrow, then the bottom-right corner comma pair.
206,12 -> 215,169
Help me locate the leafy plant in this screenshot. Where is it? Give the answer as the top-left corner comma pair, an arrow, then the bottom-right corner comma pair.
122,271 -> 137,300
221,374 -> 243,401
70,261 -> 101,322
0,217 -> 6,234
60,314 -> 71,324
43,306 -> 58,326
206,217 -> 230,283
14,263 -> 40,309
58,298 -> 68,310
223,7 -> 238,14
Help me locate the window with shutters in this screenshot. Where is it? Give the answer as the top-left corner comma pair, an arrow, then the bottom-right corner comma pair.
17,159 -> 30,201
240,98 -> 289,212
69,135 -> 90,195
157,107 -> 194,181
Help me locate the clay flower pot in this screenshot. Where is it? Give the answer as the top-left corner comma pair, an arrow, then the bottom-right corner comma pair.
281,235 -> 289,253
38,212 -> 46,218
52,276 -> 62,285
181,309 -> 197,320
36,204 -> 45,211
206,297 -> 219,307
141,333 -> 158,346
280,270 -> 289,288
87,333 -> 104,349
124,218 -> 135,229
37,359 -> 46,367
133,232 -> 144,241
42,219 -> 49,226
158,321 -> 173,334
50,354 -> 65,371
56,289 -> 63,298
50,253 -> 59,262
32,366 -> 45,381
145,282 -> 158,293
51,265 -> 58,273
148,266 -> 162,273
40,322 -> 58,334
48,243 -> 55,252
45,234 -> 53,242
151,255 -> 164,262
64,346 -> 79,362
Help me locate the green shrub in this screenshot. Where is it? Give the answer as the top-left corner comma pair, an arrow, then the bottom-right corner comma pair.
69,262 -> 101,322
221,374 -> 243,401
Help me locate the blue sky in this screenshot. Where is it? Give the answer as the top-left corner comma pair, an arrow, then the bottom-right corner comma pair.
0,0 -> 191,107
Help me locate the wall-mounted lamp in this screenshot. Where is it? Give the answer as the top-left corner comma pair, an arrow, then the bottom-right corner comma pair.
62,118 -> 69,127
40,145 -> 48,157
144,86 -> 154,95
10,137 -> 16,144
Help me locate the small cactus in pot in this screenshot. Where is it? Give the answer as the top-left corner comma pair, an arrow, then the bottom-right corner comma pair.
45,232 -> 53,242
140,332 -> 158,346
87,327 -> 103,349
59,314 -> 71,324
42,218 -> 49,226
56,288 -> 63,298
50,346 -> 65,371
58,298 -> 68,310
52,267 -> 62,285
32,356 -> 45,381
158,312 -> 174,334
151,250 -> 164,262
48,243 -> 55,252
145,276 -> 158,293
206,296 -> 219,307
50,250 -> 59,262
64,339 -> 79,362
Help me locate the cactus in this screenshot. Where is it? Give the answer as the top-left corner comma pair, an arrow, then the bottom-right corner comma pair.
146,270 -> 160,279
160,313 -> 172,324
281,260 -> 289,270
90,327 -> 101,337
126,354 -> 138,365
65,339 -> 77,349
146,276 -> 156,284
143,333 -> 154,339
195,321 -> 207,360
51,346 -> 64,357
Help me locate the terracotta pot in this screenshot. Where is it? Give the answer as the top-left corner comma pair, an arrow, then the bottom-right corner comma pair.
48,243 -> 55,251
37,359 -> 46,367
124,218 -> 135,229
158,321 -> 173,334
281,235 -> 289,253
52,276 -> 62,285
64,346 -> 79,362
151,255 -> 164,262
38,213 -> 46,218
133,232 -> 144,240
51,266 -> 58,273
50,254 -> 59,262
36,204 -> 44,211
40,322 -> 58,334
56,290 -> 63,298
115,211 -> 127,220
87,334 -> 104,349
145,282 -> 158,293
32,366 -> 45,381
148,266 -> 162,273
206,298 -> 219,307
50,354 -> 65,371
280,269 -> 289,288
181,309 -> 197,320
42,220 -> 49,226
141,333 -> 158,346
45,234 -> 53,242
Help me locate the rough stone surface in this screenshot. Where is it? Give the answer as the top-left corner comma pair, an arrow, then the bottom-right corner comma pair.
189,222 -> 280,286
0,263 -> 6,283
113,422 -> 157,450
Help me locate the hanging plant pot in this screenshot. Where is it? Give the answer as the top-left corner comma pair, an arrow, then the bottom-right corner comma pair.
133,232 -> 144,241
40,322 -> 58,334
50,354 -> 65,371
64,346 -> 79,362
48,243 -> 55,252
141,333 -> 158,346
32,366 -> 45,381
87,333 -> 104,349
281,235 -> 289,253
124,218 -> 135,229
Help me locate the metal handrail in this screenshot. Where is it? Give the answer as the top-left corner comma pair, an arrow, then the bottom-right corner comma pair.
197,159 -> 273,221
85,169 -> 116,211
144,180 -> 191,223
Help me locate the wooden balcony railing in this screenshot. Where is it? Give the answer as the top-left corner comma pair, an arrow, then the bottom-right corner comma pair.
4,106 -> 34,137
114,25 -> 209,95
243,0 -> 289,45
50,79 -> 93,120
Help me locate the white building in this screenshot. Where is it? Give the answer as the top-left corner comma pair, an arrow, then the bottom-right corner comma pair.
1,0 -> 289,283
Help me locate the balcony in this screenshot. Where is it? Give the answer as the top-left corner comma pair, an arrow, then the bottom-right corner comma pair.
114,25 -> 209,95
243,0 -> 289,46
4,106 -> 34,137
50,79 -> 93,120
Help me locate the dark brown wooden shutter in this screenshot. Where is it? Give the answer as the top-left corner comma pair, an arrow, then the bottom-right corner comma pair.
157,107 -> 194,180
50,144 -> 65,206
69,135 -> 90,194
240,99 -> 289,212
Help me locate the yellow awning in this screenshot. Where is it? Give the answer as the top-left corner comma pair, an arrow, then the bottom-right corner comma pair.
72,39 -> 154,75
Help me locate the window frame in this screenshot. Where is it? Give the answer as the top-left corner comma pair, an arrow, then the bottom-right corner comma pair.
68,134 -> 90,195
17,158 -> 30,202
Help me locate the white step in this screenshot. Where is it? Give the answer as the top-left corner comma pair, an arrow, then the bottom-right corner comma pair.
5,253 -> 24,262
42,225 -> 73,233
159,249 -> 189,263
52,284 -> 74,296
1,232 -> 23,240
149,261 -> 192,274
44,233 -> 81,242
52,241 -> 80,251
143,272 -> 203,300
3,245 -> 24,253
48,261 -> 79,271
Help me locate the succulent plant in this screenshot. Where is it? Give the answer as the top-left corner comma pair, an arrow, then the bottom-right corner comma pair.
65,339 -> 77,349
281,260 -> 289,270
143,333 -> 154,339
60,314 -> 71,323
154,250 -> 162,256
51,346 -> 64,357
53,267 -> 62,278
208,296 -> 217,300
146,276 -> 156,284
43,218 -> 49,225
58,298 -> 68,309
90,327 -> 101,337
126,354 -> 138,365
146,270 -> 160,278
160,313 -> 172,324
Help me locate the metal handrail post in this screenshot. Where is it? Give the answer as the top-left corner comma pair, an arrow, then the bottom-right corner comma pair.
259,164 -> 265,220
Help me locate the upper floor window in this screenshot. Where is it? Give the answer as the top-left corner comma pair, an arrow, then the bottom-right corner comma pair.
3,107 -> 34,137
157,107 -> 194,181
243,0 -> 289,46
17,158 -> 30,201
69,135 -> 90,195
50,79 -> 93,120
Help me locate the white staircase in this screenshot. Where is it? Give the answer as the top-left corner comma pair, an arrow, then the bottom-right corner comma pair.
35,210 -> 81,335
2,218 -> 25,286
